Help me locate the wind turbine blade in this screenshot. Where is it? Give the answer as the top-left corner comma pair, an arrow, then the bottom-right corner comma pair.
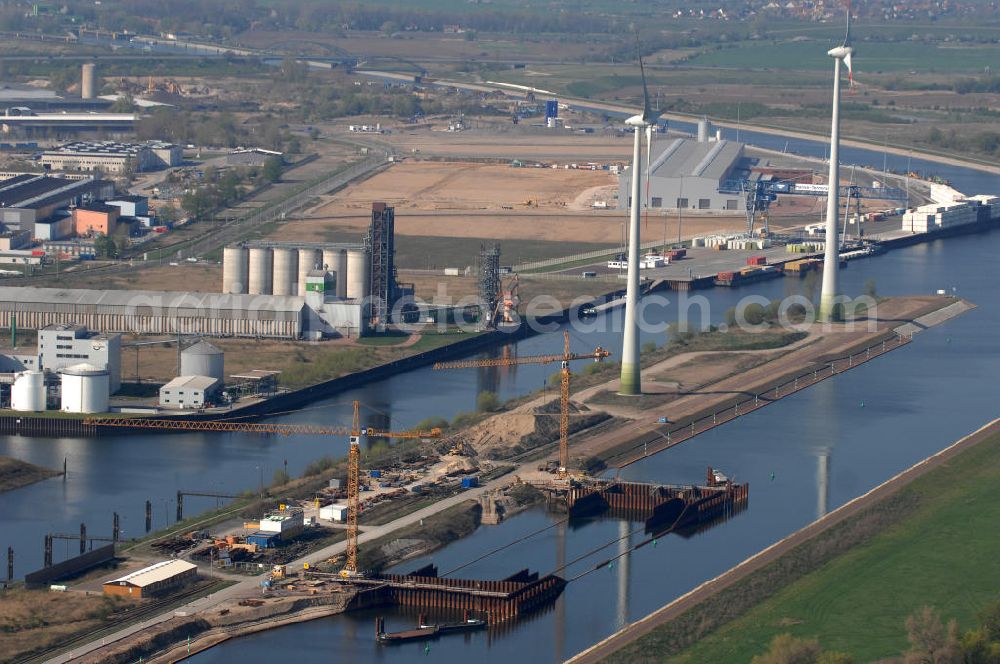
843,0 -> 852,46
844,51 -> 854,88
636,33 -> 652,122
644,125 -> 653,231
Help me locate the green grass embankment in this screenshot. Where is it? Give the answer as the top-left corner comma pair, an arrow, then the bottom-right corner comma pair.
606,422 -> 1000,663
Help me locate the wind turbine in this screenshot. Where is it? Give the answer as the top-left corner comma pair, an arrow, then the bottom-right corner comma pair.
819,1 -> 854,322
619,43 -> 660,396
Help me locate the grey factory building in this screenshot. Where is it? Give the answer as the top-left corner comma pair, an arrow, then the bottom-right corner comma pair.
619,136 -> 749,212
0,287 -> 306,339
0,174 -> 114,232
41,141 -> 183,174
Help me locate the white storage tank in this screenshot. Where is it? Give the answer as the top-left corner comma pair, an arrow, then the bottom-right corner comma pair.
180,341 -> 225,382
60,364 -> 110,414
698,118 -> 711,143
222,245 -> 249,294
323,248 -> 349,298
247,247 -> 273,295
297,248 -> 321,296
11,370 -> 46,412
346,249 -> 369,300
271,247 -> 298,296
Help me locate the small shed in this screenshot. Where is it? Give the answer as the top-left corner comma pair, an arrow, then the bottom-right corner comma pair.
320,504 -> 348,523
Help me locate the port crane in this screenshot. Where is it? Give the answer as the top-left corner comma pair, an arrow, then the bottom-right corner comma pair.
722,177 -> 909,238
84,402 -> 441,579
433,331 -> 609,479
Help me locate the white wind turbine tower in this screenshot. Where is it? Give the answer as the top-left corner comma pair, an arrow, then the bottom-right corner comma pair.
619,47 -> 660,396
819,1 -> 855,322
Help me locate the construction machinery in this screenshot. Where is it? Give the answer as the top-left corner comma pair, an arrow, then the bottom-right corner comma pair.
433,331 -> 609,478
84,402 -> 441,579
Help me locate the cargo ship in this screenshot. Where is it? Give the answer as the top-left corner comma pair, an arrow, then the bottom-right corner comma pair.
375,612 -> 488,644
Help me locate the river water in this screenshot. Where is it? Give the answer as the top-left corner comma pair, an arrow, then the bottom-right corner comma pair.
1,130 -> 997,661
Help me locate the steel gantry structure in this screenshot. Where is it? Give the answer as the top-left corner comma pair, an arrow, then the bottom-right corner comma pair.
433,331 -> 609,478
84,402 -> 441,578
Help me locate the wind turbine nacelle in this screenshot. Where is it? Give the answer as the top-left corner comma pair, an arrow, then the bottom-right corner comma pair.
827,45 -> 853,59
625,114 -> 648,128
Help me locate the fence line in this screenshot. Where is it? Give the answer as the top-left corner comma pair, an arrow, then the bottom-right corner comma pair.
613,333 -> 912,467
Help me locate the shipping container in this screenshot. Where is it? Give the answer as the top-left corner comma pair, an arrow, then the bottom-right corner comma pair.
460,476 -> 479,489
369,470 -> 382,478
746,255 -> 767,266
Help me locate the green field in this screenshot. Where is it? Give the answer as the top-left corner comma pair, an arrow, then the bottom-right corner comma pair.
609,424 -> 1000,662
688,40 -> 1000,73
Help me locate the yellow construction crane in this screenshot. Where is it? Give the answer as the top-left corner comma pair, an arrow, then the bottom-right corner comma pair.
433,331 -> 609,478
85,400 -> 441,579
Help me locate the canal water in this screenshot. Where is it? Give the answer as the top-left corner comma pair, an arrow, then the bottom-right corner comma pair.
1,132 -> 997,661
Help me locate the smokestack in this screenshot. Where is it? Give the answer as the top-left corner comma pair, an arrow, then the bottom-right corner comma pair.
81,63 -> 96,100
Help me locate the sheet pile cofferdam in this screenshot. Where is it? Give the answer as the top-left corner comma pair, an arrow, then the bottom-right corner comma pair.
566,476 -> 749,534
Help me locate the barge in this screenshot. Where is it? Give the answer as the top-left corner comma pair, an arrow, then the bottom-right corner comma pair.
376,612 -> 488,644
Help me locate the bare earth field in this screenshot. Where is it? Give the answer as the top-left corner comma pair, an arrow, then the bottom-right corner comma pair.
309,160 -> 616,213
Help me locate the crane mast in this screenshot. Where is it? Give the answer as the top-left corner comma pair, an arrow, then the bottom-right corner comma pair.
434,331 -> 609,478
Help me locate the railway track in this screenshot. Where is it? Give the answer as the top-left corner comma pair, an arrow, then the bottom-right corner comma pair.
14,579 -> 230,664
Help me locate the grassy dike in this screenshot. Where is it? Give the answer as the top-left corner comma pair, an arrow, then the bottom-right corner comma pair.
601,421 -> 1000,663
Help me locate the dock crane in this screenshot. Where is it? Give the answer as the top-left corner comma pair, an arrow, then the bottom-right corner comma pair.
84,401 -> 441,579
433,331 -> 610,479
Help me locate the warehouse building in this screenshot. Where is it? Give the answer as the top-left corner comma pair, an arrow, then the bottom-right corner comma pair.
102,560 -> 198,599
619,136 -> 749,212
0,287 -> 306,339
226,147 -> 283,167
0,174 -> 114,232
41,140 -> 183,174
159,375 -> 221,409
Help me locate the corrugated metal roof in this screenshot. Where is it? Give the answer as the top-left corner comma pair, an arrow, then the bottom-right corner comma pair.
647,138 -> 743,181
107,559 -> 197,588
0,286 -> 306,313
162,375 -> 219,390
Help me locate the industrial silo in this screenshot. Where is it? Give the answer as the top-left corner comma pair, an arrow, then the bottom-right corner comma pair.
697,117 -> 711,143
11,371 -> 46,412
180,341 -> 225,382
298,248 -> 320,296
271,247 -> 298,296
60,364 -> 110,414
247,247 -> 273,295
81,63 -> 97,100
323,248 -> 348,298
346,249 -> 369,300
222,245 -> 249,294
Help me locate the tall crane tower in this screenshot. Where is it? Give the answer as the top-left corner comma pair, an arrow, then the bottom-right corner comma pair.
433,331 -> 609,478
85,402 -> 441,579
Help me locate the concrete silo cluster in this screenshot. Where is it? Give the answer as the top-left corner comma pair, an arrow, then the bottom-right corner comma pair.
222,242 -> 369,300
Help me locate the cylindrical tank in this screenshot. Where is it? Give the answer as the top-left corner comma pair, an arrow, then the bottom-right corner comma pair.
697,117 -> 711,143
298,248 -> 321,296
346,249 -> 369,300
180,341 -> 225,382
81,63 -> 97,100
11,370 -> 45,412
271,247 -> 297,296
247,247 -> 273,295
60,364 -> 110,414
222,245 -> 249,294
323,248 -> 349,298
